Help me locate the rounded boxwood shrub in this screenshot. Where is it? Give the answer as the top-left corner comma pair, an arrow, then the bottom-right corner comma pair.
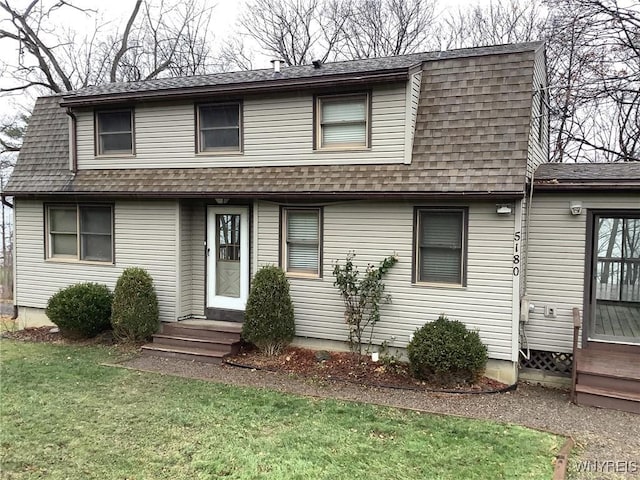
45,282 -> 112,338
111,267 -> 159,342
242,265 -> 295,356
407,315 -> 488,385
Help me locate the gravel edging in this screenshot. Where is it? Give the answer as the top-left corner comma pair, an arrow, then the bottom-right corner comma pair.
114,355 -> 640,479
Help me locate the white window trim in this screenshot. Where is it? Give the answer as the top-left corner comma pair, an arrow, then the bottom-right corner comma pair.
196,102 -> 243,154
281,207 -> 322,278
95,109 -> 135,157
315,93 -> 370,151
414,207 -> 467,287
46,204 -> 114,264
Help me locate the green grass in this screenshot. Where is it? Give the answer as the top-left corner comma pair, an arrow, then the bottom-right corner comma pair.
1,341 -> 561,479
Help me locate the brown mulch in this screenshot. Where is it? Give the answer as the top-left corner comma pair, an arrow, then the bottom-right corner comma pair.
1,325 -> 118,346
226,346 -> 510,393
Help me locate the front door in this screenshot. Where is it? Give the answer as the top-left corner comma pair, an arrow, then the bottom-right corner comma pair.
207,206 -> 249,312
588,213 -> 640,344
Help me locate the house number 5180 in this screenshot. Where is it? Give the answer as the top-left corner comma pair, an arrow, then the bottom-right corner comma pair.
513,231 -> 521,276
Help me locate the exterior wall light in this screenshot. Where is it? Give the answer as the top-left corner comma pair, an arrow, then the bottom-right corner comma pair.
496,204 -> 512,215
569,201 -> 583,215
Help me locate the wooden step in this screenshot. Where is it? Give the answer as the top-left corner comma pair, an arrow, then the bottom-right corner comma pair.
575,349 -> 640,381
578,372 -> 640,395
575,385 -> 640,414
141,344 -> 229,364
151,334 -> 239,354
161,324 -> 241,342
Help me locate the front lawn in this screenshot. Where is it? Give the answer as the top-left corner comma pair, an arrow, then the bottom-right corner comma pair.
1,341 -> 561,479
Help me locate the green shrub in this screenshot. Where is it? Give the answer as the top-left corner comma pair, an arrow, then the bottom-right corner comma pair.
111,267 -> 159,342
242,265 -> 295,356
45,283 -> 112,338
407,315 -> 488,385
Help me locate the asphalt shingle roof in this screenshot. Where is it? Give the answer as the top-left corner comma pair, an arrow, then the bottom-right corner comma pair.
6,42 -> 548,198
534,162 -> 640,190
64,42 -> 543,101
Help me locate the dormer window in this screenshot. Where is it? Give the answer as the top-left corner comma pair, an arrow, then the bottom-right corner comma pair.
95,109 -> 134,156
197,102 -> 242,153
316,93 -> 369,150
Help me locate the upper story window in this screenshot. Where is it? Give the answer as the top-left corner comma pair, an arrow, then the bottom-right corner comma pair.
316,93 -> 369,150
281,207 -> 322,277
46,204 -> 114,263
95,109 -> 134,156
414,208 -> 467,286
197,102 -> 242,153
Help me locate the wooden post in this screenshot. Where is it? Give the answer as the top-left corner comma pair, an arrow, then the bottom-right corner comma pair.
571,307 -> 581,403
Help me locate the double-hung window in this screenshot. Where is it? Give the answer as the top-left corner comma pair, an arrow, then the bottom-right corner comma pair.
197,102 -> 242,152
95,109 -> 134,155
415,208 -> 467,285
316,93 -> 369,149
47,205 -> 114,263
282,208 -> 322,276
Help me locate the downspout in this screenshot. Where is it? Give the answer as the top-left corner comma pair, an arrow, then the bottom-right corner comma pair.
65,108 -> 78,173
0,195 -> 12,209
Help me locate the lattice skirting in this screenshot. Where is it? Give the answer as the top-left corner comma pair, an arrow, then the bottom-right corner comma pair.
520,350 -> 573,376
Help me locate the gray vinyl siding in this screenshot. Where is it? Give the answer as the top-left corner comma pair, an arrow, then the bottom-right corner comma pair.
525,192 -> 640,352
14,198 -> 178,322
404,71 -> 422,164
75,84 -> 407,169
255,200 -> 517,361
179,201 -> 192,318
190,202 -> 206,317
527,47 -> 548,177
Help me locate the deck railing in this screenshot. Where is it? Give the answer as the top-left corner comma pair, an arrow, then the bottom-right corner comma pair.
596,258 -> 640,302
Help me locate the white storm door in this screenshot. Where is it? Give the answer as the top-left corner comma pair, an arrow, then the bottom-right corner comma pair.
206,206 -> 249,311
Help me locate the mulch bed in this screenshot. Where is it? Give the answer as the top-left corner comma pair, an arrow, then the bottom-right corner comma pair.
226,346 -> 511,393
1,325 -> 117,346
5,327 -> 510,393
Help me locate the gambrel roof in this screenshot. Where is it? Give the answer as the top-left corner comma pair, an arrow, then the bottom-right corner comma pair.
6,42 -> 544,199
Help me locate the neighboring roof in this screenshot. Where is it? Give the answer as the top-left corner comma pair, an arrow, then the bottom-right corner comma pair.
61,42 -> 543,107
534,162 -> 640,191
6,43 -> 543,198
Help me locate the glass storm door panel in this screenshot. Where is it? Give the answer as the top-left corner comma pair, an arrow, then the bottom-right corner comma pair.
591,215 -> 640,344
216,214 -> 241,298
207,207 -> 249,311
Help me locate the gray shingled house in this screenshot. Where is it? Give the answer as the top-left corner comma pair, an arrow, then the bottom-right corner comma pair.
5,41 -> 639,411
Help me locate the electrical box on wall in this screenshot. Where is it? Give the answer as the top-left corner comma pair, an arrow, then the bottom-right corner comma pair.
544,305 -> 557,318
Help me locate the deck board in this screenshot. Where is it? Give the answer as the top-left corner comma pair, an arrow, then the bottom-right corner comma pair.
595,302 -> 640,342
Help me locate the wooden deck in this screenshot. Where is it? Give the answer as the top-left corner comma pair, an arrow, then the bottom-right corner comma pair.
594,302 -> 640,340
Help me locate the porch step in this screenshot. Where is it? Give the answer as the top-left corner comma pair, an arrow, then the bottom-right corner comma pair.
141,344 -> 228,364
575,385 -> 640,414
151,334 -> 240,355
142,320 -> 243,364
574,348 -> 640,414
161,322 -> 242,342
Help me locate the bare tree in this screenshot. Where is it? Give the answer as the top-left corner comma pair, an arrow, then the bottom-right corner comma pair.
546,0 -> 639,162
439,0 -> 548,50
0,0 -> 217,94
238,0 -> 437,65
238,0 -> 348,65
339,0 -> 438,58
